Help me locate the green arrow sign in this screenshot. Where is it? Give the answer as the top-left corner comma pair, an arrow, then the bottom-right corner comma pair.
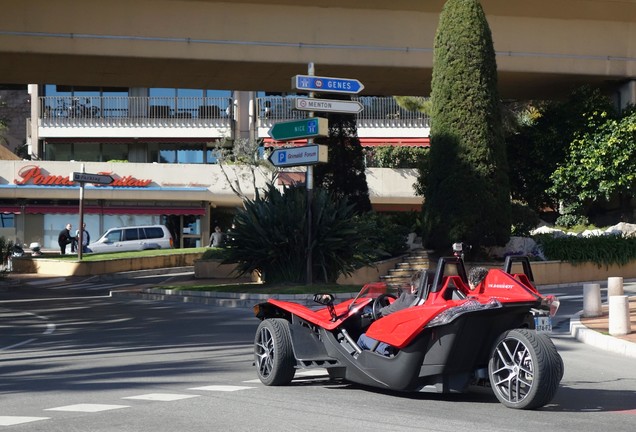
268,117 -> 328,141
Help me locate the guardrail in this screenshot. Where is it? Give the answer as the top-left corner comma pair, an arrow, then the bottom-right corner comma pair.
39,96 -> 233,128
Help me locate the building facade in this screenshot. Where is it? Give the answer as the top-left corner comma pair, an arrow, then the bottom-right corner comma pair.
0,85 -> 427,250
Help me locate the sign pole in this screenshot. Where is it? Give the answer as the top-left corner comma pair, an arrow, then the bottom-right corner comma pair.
78,163 -> 85,260
306,62 -> 315,286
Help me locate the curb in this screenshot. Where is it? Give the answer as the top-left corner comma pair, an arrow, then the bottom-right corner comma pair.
570,311 -> 636,359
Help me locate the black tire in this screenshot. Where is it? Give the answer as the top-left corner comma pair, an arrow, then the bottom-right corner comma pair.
254,319 -> 296,386
535,333 -> 565,382
488,328 -> 560,410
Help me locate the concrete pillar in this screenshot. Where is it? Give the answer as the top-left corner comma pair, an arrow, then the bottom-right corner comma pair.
583,283 -> 602,317
608,277 -> 624,297
609,295 -> 631,336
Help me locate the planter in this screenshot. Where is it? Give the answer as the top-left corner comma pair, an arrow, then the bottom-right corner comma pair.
522,260 -> 636,286
11,252 -> 203,276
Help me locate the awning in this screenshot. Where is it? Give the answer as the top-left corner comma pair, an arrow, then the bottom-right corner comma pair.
263,137 -> 430,147
23,205 -> 206,215
0,205 -> 21,213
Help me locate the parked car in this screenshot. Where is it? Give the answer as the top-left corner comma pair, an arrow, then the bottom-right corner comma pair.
88,225 -> 173,253
253,248 -> 563,410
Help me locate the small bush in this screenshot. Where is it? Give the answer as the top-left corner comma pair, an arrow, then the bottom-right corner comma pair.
555,213 -> 589,228
201,248 -> 229,260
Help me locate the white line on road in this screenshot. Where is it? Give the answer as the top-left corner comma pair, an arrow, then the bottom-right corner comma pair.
0,416 -> 50,426
45,404 -> 129,413
123,393 -> 200,402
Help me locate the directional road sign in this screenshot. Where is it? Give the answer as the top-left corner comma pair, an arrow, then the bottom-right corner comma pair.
268,144 -> 328,168
72,172 -> 114,185
293,97 -> 364,114
292,75 -> 364,94
268,117 -> 328,141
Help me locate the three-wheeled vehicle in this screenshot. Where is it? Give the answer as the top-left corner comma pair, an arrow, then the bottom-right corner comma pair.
253,247 -> 562,410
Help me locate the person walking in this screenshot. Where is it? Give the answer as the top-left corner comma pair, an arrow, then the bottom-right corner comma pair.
209,226 -> 224,248
58,223 -> 73,255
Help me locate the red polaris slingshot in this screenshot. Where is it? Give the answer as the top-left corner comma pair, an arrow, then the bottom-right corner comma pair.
253,247 -> 563,410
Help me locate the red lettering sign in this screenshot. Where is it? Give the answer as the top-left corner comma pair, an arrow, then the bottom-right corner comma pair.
14,165 -> 152,188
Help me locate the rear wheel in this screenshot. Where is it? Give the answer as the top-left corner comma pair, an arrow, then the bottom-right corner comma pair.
535,333 -> 565,382
254,319 -> 296,386
488,328 -> 560,409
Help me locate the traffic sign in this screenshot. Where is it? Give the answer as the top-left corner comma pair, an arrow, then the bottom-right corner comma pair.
72,172 -> 114,185
268,145 -> 328,167
292,75 -> 364,94
294,97 -> 364,114
268,117 -> 328,141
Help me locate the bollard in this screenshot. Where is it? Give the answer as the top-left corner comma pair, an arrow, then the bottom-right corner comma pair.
583,283 -> 602,317
608,277 -> 624,297
609,295 -> 631,336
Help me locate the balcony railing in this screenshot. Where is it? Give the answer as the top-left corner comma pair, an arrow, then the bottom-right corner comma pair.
39,96 -> 233,128
256,96 -> 430,129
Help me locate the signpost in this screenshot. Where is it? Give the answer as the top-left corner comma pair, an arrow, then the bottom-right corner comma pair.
268,144 -> 328,168
268,117 -> 328,141
292,75 -> 365,94
293,97 -> 364,114
71,169 -> 113,260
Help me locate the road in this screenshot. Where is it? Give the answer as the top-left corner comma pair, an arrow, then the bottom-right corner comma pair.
0,280 -> 634,431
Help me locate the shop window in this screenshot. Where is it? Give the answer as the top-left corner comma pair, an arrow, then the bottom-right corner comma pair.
73,142 -> 101,162
45,142 -> 72,161
0,213 -> 15,228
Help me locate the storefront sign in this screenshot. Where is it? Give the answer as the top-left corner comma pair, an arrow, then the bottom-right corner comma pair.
14,165 -> 152,188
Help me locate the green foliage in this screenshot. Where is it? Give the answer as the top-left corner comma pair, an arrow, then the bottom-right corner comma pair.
393,96 -> 431,114
533,234 -> 636,267
314,97 -> 371,214
223,184 -> 378,284
354,212 -> 410,259
507,86 -> 616,211
201,248 -> 229,260
421,0 -> 510,250
371,146 -> 429,168
0,236 -> 15,276
555,214 -> 589,229
510,201 -> 540,236
550,108 -> 636,208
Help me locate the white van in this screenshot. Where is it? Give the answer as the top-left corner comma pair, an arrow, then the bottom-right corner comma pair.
88,225 -> 174,253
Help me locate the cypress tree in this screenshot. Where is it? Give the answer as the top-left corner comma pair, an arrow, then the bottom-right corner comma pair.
421,0 -> 510,251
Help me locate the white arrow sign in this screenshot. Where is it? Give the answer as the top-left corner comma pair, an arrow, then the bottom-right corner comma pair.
268,145 -> 328,167
293,98 -> 364,114
72,172 -> 114,185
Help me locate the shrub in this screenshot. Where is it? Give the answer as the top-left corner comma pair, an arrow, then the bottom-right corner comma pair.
223,184 -> 378,284
533,234 -> 636,267
510,201 -> 540,236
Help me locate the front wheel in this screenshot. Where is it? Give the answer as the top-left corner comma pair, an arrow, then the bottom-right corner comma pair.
254,319 -> 296,386
488,328 -> 560,410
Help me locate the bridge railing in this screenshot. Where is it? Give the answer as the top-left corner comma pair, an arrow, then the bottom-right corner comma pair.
256,96 -> 430,129
39,96 -> 233,128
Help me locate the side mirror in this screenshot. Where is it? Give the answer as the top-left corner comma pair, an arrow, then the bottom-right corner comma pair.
313,293 -> 335,306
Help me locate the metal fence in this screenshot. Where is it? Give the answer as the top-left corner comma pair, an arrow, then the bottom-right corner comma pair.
256,96 -> 430,129
39,96 -> 233,128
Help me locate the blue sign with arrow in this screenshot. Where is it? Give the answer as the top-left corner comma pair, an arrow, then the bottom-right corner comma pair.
292,75 -> 364,94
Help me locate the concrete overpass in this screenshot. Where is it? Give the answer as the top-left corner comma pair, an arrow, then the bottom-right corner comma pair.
0,0 -> 635,100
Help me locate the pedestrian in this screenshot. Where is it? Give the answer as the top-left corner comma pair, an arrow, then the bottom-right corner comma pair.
58,223 -> 73,255
209,226 -> 224,248
75,223 -> 91,253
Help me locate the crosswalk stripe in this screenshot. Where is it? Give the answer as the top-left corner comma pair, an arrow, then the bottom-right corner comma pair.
45,404 -> 129,413
123,393 -> 199,402
0,416 -> 50,426
189,385 -> 254,392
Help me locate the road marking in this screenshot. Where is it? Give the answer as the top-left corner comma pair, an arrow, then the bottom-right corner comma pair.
0,416 -> 50,426
189,385 -> 254,392
25,277 -> 67,286
123,393 -> 199,402
45,404 -> 129,413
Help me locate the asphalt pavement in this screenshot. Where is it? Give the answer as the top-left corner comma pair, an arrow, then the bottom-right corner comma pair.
2,267 -> 635,359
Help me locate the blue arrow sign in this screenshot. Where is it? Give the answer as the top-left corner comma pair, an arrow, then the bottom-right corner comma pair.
292,75 -> 364,94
